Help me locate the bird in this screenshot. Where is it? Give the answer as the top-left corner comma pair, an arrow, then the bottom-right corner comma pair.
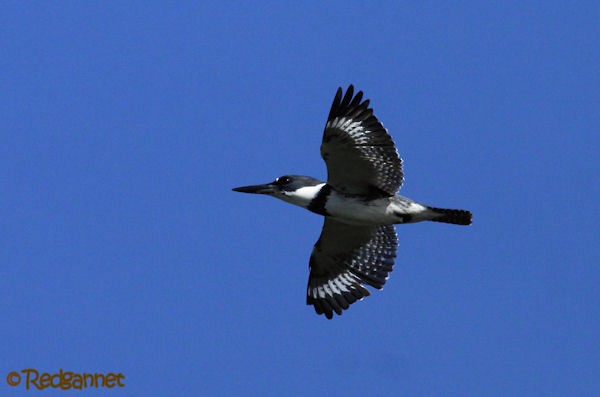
233,85 -> 472,319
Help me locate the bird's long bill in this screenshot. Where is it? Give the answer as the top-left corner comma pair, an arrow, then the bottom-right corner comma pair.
232,183 -> 275,195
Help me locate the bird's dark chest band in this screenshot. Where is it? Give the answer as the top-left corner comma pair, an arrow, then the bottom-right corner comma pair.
307,184 -> 332,216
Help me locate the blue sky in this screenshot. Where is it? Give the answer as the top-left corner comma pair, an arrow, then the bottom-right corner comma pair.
2,2 -> 599,396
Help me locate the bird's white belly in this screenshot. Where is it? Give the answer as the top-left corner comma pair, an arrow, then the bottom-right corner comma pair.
325,194 -> 398,225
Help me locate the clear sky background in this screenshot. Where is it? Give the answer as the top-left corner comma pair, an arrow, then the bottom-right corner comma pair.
2,2 -> 599,396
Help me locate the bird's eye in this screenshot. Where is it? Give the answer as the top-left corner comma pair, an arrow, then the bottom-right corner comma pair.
277,176 -> 291,185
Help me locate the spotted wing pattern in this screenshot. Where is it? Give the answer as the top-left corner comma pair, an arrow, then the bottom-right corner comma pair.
307,218 -> 398,319
321,85 -> 403,196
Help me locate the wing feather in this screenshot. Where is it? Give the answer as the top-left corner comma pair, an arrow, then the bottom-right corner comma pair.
306,219 -> 398,319
321,85 -> 403,196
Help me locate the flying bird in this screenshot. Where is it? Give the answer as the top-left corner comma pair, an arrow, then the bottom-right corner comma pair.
233,85 -> 472,319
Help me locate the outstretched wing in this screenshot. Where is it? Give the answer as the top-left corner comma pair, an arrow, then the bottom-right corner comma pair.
321,85 -> 403,196
307,218 -> 398,319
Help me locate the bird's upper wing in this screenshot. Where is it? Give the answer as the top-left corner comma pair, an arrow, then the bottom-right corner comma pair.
321,85 -> 403,196
307,218 -> 398,319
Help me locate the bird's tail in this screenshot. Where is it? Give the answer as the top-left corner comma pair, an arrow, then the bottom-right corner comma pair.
428,206 -> 472,225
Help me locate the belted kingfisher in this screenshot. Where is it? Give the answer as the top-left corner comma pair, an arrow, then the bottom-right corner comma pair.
233,85 -> 472,319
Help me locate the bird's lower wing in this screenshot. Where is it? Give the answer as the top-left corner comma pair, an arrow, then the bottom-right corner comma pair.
307,218 -> 398,319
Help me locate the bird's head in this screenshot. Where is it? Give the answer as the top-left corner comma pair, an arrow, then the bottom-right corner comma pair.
232,175 -> 325,208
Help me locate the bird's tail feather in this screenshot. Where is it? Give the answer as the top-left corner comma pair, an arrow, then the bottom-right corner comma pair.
428,207 -> 472,225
